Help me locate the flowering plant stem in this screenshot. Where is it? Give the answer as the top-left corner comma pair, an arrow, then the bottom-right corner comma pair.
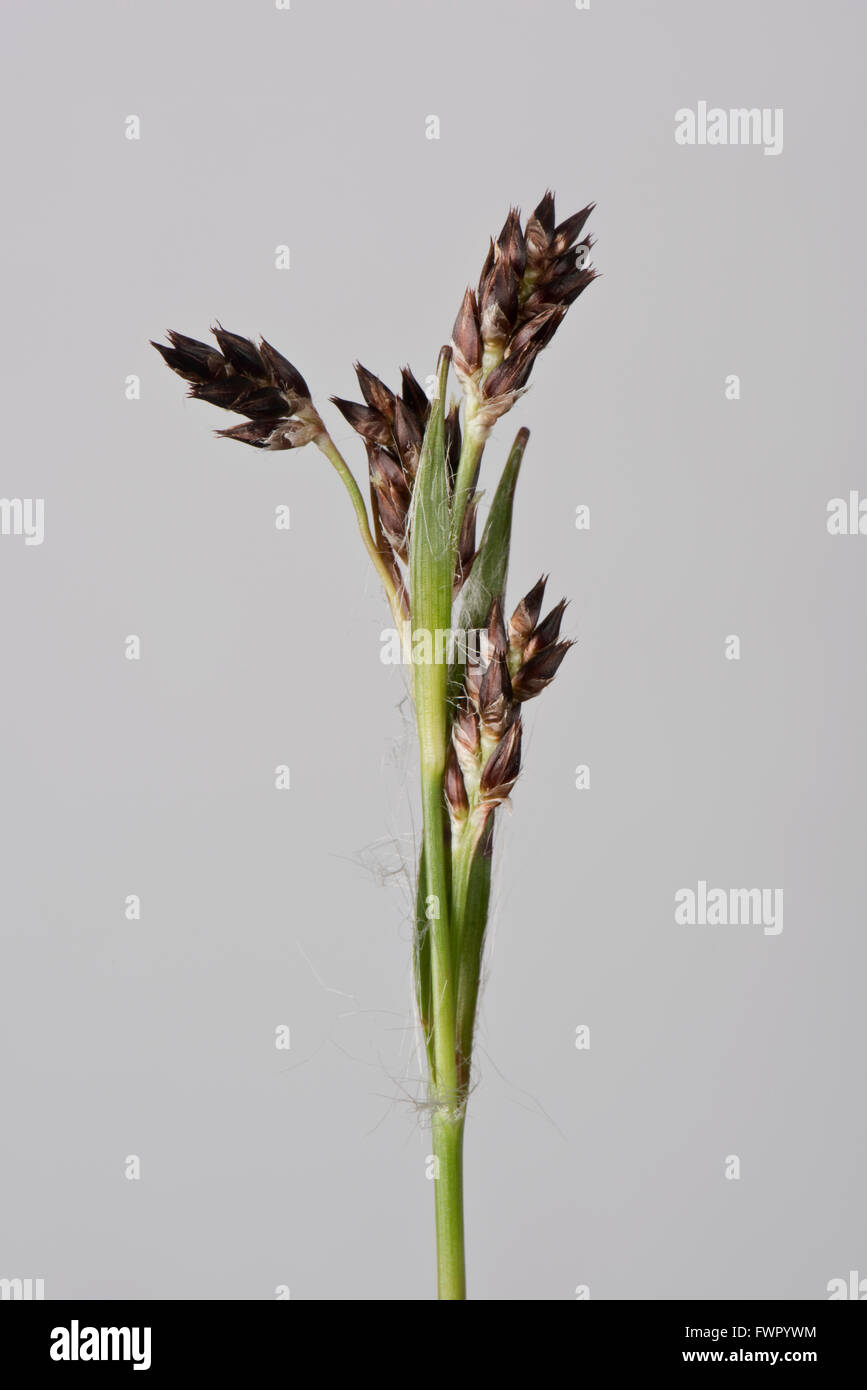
152,191 -> 596,1300
410,349 -> 467,1296
431,1111 -> 466,1299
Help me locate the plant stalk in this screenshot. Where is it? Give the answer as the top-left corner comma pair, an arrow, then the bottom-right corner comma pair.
450,410 -> 486,552
315,429 -> 409,628
432,1109 -> 466,1300
410,348 -> 468,1298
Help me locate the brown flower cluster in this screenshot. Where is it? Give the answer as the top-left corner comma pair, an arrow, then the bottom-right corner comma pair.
151,326 -> 321,449
447,577 -> 573,829
452,192 -> 596,429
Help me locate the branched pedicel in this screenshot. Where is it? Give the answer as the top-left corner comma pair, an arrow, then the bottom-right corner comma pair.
153,192 -> 597,1299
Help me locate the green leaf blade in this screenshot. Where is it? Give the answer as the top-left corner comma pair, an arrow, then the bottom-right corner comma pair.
410,348 -> 454,769
449,426 -> 529,702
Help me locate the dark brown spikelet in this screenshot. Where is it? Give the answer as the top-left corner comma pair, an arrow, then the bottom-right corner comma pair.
479,717 -> 522,807
523,253 -> 595,315
486,597 -> 509,655
212,325 -> 265,377
330,397 -> 393,448
452,700 -> 481,771
509,304 -> 566,359
480,346 -> 535,401
478,650 -> 513,740
393,397 -> 424,478
400,367 -> 430,421
451,288 -> 482,384
151,326 -> 317,450
151,329 -> 222,382
508,576 -> 548,651
258,339 -> 312,402
525,598 -> 568,658
464,644 -> 485,707
216,417 -> 319,449
524,191 -> 556,267
496,206 -> 526,279
354,362 -> 396,419
476,238 -> 496,301
333,364 -> 429,454
551,205 -> 595,257
368,445 -> 411,559
512,641 -> 573,701
479,256 -> 518,349
444,743 -> 470,823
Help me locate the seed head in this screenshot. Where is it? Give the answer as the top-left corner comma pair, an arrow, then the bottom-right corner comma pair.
454,192 -> 597,428
151,326 -> 316,450
509,594 -> 574,702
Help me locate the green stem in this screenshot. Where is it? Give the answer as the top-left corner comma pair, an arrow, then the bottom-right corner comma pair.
432,1110 -> 466,1300
315,429 -> 409,630
410,347 -> 456,1095
417,654 -> 462,1285
413,844 -> 435,1075
450,412 -> 486,554
410,348 -> 467,1298
451,334 -> 512,548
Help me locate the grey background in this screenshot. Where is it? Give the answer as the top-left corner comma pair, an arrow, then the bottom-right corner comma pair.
1,0 -> 864,1300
